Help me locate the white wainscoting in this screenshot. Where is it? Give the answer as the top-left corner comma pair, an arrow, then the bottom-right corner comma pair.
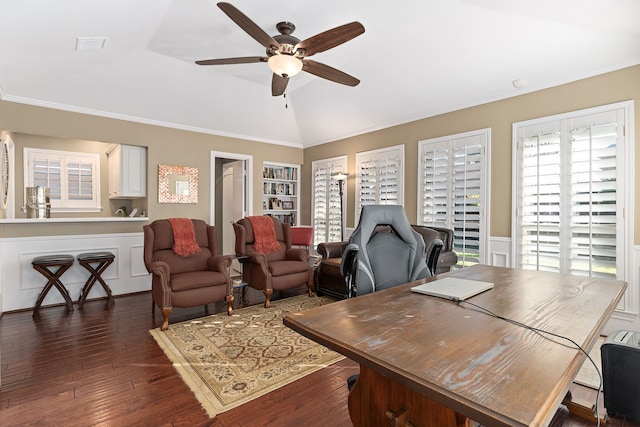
488,237 -> 512,267
0,232 -> 150,313
488,236 -> 640,335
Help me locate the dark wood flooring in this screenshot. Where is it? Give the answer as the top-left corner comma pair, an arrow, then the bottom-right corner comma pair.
0,287 -> 637,427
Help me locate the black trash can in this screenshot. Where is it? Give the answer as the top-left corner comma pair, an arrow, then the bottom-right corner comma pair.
601,330 -> 640,421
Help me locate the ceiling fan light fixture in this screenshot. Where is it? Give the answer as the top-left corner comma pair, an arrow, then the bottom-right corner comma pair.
268,54 -> 303,78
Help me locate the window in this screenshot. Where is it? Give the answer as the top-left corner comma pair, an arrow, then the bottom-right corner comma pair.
355,145 -> 404,225
312,156 -> 347,245
513,103 -> 631,280
24,148 -> 101,212
418,129 -> 490,267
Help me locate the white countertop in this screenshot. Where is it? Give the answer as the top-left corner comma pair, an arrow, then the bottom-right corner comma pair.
0,217 -> 149,224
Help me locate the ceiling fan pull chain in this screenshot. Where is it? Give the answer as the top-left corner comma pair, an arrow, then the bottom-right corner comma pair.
284,92 -> 288,109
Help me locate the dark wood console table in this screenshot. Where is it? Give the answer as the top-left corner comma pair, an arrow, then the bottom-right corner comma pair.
284,265 -> 626,427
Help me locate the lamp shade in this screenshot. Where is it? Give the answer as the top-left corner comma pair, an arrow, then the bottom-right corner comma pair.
331,171 -> 350,181
268,54 -> 303,77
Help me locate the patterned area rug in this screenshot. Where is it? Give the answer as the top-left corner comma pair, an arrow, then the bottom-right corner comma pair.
574,336 -> 605,390
150,295 -> 343,417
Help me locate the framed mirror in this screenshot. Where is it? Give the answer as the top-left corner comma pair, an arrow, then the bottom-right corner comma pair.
158,164 -> 198,203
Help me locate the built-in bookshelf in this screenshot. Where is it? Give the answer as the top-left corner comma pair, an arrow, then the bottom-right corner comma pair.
262,162 -> 300,226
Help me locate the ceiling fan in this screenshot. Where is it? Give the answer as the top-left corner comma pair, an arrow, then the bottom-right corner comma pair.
196,2 -> 365,96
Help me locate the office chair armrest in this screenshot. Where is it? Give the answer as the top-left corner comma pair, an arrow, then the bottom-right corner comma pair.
341,244 -> 359,298
425,238 -> 444,276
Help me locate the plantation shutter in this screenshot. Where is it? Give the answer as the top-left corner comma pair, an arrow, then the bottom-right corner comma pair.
419,131 -> 488,268
569,121 -> 618,277
515,109 -> 623,279
452,140 -> 483,266
355,145 -> 404,225
518,126 -> 562,272
420,142 -> 449,225
32,156 -> 62,200
67,159 -> 94,200
25,148 -> 101,211
312,157 -> 347,245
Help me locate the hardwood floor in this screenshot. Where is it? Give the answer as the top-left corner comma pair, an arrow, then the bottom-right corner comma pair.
0,289 -> 637,427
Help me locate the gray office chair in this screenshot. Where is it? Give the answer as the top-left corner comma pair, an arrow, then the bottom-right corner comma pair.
340,205 -> 439,298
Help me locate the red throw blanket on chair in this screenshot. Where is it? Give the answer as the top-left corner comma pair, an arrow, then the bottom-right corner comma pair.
248,216 -> 281,254
167,218 -> 201,256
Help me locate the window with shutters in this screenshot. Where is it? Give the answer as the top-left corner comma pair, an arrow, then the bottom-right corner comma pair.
418,129 -> 490,268
312,156 -> 347,245
355,145 -> 404,225
513,103 -> 631,280
24,148 -> 101,212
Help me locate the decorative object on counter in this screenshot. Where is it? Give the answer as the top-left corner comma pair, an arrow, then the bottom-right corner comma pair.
158,164 -> 198,204
115,206 -> 128,217
31,254 -> 75,317
25,186 -> 51,218
77,252 -> 116,309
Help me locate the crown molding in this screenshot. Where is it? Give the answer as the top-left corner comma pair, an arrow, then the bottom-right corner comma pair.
0,94 -> 304,149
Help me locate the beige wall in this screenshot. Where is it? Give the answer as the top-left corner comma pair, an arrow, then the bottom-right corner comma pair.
1,65 -> 639,241
0,101 -> 303,237
302,65 -> 640,243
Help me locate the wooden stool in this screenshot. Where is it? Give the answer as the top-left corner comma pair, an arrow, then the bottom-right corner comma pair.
77,252 -> 116,309
32,254 -> 75,317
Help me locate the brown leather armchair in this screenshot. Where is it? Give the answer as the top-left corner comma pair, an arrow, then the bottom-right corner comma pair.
315,224 -> 458,299
143,219 -> 233,331
411,225 -> 458,274
233,216 -> 313,308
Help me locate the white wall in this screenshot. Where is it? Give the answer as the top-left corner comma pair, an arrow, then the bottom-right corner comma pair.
0,232 -> 150,312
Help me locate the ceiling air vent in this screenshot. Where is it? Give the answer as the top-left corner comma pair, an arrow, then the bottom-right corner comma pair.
75,37 -> 108,51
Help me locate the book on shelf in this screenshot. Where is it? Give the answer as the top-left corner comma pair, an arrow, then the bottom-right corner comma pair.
263,166 -> 298,182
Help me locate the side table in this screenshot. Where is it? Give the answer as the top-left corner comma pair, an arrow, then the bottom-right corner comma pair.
228,254 -> 250,308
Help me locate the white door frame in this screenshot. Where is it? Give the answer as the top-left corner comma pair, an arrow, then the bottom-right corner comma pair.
209,151 -> 253,225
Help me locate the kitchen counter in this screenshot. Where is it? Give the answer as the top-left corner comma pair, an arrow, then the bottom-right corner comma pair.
0,217 -> 149,224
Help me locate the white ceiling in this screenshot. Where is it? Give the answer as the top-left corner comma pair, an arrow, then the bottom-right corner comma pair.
1,0 -> 639,148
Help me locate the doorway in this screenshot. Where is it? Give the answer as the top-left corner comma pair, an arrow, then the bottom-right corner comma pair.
210,151 -> 253,275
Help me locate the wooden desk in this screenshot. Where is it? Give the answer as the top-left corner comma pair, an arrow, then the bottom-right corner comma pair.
283,265 -> 626,427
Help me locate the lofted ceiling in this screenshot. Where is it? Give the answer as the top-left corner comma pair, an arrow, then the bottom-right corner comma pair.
1,0 -> 639,148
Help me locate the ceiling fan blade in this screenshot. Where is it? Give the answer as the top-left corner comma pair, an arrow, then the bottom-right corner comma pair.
217,2 -> 280,50
295,22 -> 364,57
272,74 -> 289,96
196,56 -> 267,65
302,60 -> 360,86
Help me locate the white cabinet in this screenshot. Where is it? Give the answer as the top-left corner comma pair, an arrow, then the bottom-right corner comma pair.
107,144 -> 147,198
262,162 -> 299,226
